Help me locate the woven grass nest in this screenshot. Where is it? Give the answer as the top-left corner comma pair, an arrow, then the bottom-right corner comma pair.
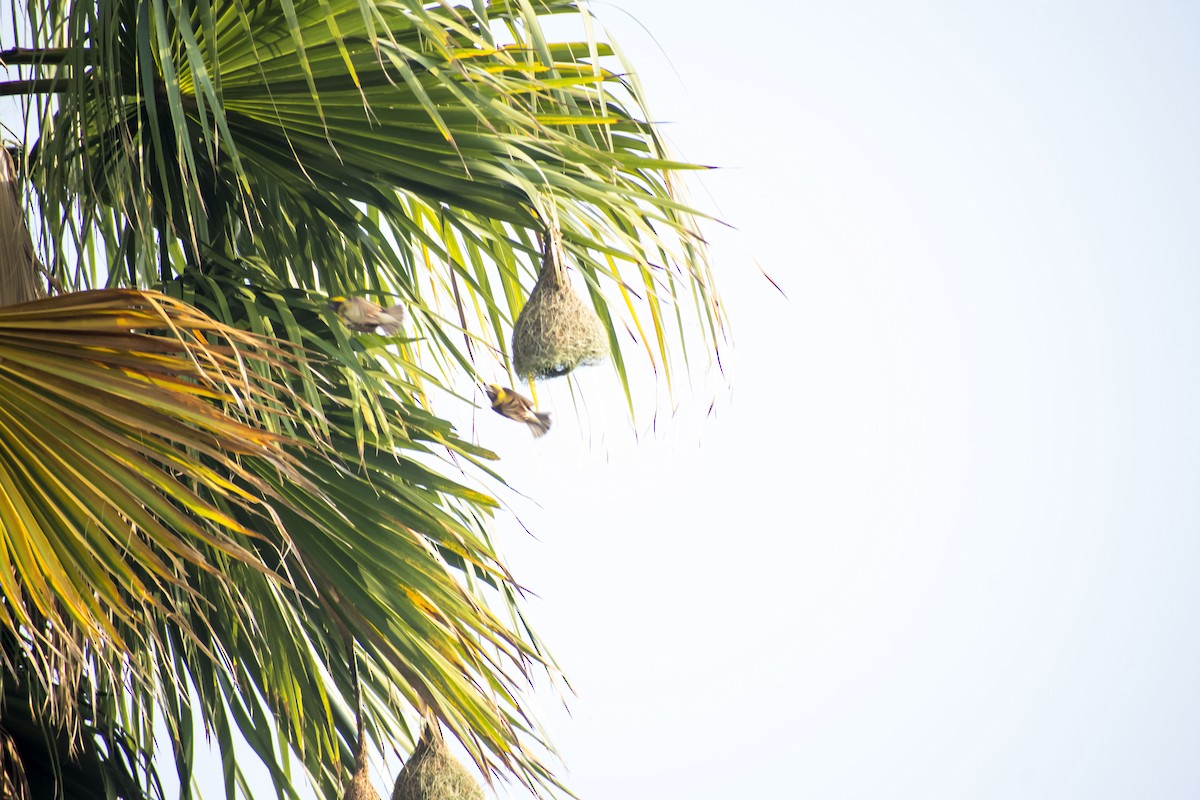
511,225 -> 608,380
341,706 -> 381,800
343,764 -> 382,800
391,722 -> 484,800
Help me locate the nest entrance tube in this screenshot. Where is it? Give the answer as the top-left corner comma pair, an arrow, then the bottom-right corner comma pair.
511,224 -> 608,380
391,721 -> 484,800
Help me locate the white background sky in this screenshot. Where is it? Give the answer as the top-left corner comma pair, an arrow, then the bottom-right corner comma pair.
475,2 -> 1200,799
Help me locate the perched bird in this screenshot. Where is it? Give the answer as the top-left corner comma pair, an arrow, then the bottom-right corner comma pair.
330,295 -> 406,335
484,384 -> 551,437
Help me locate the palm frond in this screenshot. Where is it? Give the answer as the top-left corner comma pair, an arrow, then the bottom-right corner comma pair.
25,0 -> 723,394
0,0 -> 727,797
0,288 -> 305,709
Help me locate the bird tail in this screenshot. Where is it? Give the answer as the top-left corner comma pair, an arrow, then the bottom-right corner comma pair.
378,304 -> 406,335
528,411 -> 552,438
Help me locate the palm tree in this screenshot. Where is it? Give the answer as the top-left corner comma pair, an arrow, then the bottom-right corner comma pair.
0,0 -> 724,797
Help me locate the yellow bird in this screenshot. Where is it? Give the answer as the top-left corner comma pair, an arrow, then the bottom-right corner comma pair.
484,384 -> 551,437
330,295 -> 406,335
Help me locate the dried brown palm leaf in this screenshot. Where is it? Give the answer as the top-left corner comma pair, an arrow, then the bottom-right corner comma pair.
0,147 -> 45,306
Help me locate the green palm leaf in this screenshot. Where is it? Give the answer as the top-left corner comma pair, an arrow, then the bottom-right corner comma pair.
0,287 -> 562,796
1,0 -> 726,797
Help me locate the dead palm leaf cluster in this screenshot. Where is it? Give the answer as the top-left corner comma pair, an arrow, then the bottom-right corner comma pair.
0,149 -> 43,306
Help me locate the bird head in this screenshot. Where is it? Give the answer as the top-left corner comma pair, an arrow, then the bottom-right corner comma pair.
484,384 -> 501,403
328,296 -> 346,309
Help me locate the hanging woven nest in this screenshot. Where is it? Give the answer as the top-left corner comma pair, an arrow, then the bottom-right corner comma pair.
342,644 -> 382,800
511,224 -> 608,380
391,721 -> 484,800
344,763 -> 382,800
343,729 -> 381,800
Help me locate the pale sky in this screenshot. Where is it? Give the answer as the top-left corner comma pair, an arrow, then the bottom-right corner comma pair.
478,2 -> 1200,799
